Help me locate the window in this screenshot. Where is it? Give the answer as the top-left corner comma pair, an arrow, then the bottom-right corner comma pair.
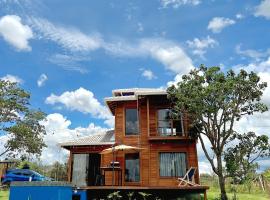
125,153 -> 140,182
159,152 -> 187,177
157,109 -> 184,136
125,108 -> 138,135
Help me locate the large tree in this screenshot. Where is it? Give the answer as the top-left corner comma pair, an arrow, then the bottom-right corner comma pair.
0,80 -> 46,159
167,66 -> 268,200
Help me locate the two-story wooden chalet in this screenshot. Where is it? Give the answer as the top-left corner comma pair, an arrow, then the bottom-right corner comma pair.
61,88 -> 208,199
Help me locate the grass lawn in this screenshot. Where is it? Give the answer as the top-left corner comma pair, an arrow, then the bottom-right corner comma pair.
0,190 -> 9,200
207,190 -> 269,200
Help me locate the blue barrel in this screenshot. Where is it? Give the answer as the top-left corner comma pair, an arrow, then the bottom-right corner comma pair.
9,181 -> 72,200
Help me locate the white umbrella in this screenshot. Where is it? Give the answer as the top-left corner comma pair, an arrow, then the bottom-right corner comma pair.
100,144 -> 143,185
100,144 -> 143,154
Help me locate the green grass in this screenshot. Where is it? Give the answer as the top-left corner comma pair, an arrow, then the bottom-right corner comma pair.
201,175 -> 270,200
0,190 -> 9,200
207,190 -> 270,200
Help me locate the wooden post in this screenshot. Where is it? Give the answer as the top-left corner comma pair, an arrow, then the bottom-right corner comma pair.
204,190 -> 207,200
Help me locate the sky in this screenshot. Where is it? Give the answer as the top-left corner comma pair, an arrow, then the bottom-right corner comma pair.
0,0 -> 270,173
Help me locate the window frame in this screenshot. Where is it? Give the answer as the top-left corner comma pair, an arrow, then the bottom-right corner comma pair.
156,108 -> 185,136
124,152 -> 141,183
158,151 -> 188,178
124,108 -> 139,136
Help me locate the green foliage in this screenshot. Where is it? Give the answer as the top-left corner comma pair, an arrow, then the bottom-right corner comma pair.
107,191 -> 122,200
0,80 -> 46,159
263,168 -> 270,180
138,192 -> 152,200
167,65 -> 268,200
224,132 -> 270,183
49,161 -> 68,181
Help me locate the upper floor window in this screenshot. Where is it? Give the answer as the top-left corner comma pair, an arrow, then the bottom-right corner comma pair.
157,109 -> 184,136
125,108 -> 138,135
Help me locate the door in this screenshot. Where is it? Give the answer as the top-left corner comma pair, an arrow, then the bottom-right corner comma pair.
72,154 -> 89,186
87,153 -> 101,186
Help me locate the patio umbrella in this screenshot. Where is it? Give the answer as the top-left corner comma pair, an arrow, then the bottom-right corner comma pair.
100,144 -> 143,185
100,144 -> 143,154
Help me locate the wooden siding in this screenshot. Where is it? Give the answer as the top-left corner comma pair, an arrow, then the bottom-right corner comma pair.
67,95 -> 199,187
101,96 -> 199,187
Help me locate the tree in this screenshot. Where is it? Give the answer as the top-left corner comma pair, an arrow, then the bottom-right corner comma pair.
224,132 -> 270,183
0,80 -> 46,159
49,161 -> 67,181
167,66 -> 268,200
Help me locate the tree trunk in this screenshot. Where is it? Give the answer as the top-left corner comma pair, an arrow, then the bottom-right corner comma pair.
217,155 -> 228,200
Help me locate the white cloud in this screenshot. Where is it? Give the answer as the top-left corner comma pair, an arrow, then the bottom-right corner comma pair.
207,17 -> 235,33
235,44 -> 270,61
105,38 -> 194,74
137,22 -> 144,33
140,39 -> 194,74
27,17 -> 193,75
47,54 -> 89,74
39,113 -> 108,164
28,17 -> 102,52
37,73 -> 48,87
45,87 -> 114,127
186,36 -> 218,58
141,69 -> 157,80
0,15 -> 33,51
236,13 -> 244,19
254,0 -> 270,19
1,74 -> 23,84
160,0 -> 201,8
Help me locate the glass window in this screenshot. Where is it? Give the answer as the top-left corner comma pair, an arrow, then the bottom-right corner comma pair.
159,152 -> 187,177
125,109 -> 138,135
158,109 -> 183,136
125,153 -> 140,182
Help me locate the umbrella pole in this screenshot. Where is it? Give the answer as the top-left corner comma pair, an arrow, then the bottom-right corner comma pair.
112,146 -> 115,186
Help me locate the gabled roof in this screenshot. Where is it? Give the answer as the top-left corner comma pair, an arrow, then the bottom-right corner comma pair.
60,130 -> 115,149
105,88 -> 167,115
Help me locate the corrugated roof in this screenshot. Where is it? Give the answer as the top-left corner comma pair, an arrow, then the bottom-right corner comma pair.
60,130 -> 115,147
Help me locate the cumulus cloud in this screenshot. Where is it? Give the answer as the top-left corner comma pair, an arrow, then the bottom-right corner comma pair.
0,15 -> 33,51
105,38 -> 194,74
141,69 -> 157,80
45,87 -> 114,127
186,36 -> 218,58
37,73 -> 48,87
1,74 -> 23,84
254,0 -> 270,19
207,17 -> 235,33
39,113 -> 108,164
160,0 -> 201,8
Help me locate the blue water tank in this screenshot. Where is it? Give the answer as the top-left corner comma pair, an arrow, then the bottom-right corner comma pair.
9,181 -> 72,200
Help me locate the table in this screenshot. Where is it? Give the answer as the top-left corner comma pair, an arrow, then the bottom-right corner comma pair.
100,166 -> 122,186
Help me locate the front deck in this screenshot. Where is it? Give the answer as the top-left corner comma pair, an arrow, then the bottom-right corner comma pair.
78,185 -> 209,200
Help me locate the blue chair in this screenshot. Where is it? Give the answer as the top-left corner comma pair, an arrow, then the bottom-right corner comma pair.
178,167 -> 198,186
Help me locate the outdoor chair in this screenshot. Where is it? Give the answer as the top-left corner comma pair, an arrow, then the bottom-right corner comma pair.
178,167 -> 198,186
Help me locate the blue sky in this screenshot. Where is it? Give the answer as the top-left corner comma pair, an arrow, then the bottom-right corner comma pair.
1,0 -> 270,172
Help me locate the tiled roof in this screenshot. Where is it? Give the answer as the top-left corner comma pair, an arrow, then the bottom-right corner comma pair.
59,130 -> 115,147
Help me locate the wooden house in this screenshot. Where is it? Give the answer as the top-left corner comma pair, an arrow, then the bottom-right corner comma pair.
61,88 -> 207,199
